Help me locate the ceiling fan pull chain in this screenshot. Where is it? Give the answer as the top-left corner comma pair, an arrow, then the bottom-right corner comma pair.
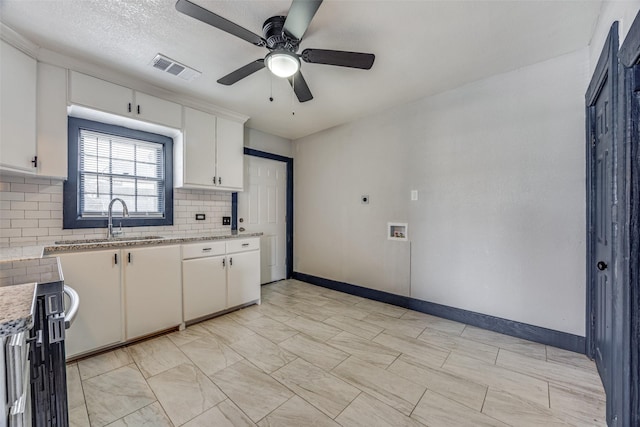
291,75 -> 296,116
269,72 -> 274,102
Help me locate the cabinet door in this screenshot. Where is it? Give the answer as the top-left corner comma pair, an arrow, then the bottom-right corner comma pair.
227,250 -> 260,307
215,116 -> 244,190
183,107 -> 216,187
135,91 -> 182,128
124,245 -> 182,340
57,250 -> 122,358
69,71 -> 132,116
0,40 -> 36,173
37,63 -> 68,179
182,255 -> 227,321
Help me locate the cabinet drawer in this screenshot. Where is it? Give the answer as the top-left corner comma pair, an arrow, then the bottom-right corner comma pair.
182,241 -> 226,259
226,238 -> 259,254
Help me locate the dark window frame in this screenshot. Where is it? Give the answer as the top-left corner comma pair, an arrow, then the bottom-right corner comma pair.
63,116 -> 173,229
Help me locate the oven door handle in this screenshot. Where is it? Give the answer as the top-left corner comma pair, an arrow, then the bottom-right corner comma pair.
63,285 -> 79,329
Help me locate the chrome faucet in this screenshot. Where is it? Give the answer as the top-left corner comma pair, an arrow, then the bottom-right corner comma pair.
107,198 -> 129,239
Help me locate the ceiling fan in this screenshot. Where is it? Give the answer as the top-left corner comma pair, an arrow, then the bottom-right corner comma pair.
175,0 -> 375,102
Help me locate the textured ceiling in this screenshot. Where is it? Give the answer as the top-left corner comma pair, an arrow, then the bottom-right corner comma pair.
0,0 -> 602,140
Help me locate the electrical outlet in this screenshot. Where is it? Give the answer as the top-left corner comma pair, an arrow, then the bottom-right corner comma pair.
195,213 -> 205,220
222,216 -> 231,225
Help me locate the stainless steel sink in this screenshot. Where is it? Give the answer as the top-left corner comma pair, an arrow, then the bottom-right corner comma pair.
54,235 -> 165,245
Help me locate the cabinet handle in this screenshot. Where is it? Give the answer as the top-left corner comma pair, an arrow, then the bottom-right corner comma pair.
202,247 -> 212,252
128,253 -> 132,263
218,177 -> 222,185
137,105 -> 140,115
31,156 -> 38,168
230,257 -> 233,266
242,243 -> 249,247
222,258 -> 225,267
114,253 -> 118,265
213,176 -> 216,184
128,102 -> 132,113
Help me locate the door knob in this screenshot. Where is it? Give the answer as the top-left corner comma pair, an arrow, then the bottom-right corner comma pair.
597,261 -> 608,271
239,227 -> 245,232
239,218 -> 244,223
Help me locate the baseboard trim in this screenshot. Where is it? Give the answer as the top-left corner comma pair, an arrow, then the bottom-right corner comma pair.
292,272 -> 586,354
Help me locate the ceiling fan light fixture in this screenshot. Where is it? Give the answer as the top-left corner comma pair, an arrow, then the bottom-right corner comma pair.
265,51 -> 300,78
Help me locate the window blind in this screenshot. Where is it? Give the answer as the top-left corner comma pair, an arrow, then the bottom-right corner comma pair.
79,129 -> 165,217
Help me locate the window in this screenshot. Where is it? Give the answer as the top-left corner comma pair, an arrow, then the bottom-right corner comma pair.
64,117 -> 173,229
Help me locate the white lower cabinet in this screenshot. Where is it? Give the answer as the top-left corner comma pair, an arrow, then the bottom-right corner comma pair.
182,242 -> 227,322
182,238 -> 261,322
124,245 -> 182,340
58,245 -> 181,358
227,249 -> 261,308
57,250 -> 122,359
57,238 -> 257,358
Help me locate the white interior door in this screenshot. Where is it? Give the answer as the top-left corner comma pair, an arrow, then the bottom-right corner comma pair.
237,155 -> 287,284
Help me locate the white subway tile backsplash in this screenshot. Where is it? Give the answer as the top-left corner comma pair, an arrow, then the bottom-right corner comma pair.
1,210 -> 25,219
25,177 -> 54,185
12,219 -> 39,228
0,175 -> 25,183
11,201 -> 38,210
25,211 -> 50,219
11,183 -> 39,193
25,193 -> 51,202
38,202 -> 62,211
0,176 -> 233,247
0,192 -> 25,201
22,228 -> 49,237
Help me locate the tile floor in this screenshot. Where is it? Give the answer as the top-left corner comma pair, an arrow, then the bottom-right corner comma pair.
66,279 -> 607,427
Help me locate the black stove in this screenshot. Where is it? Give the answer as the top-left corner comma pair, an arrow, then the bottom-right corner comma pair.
1,257 -> 69,427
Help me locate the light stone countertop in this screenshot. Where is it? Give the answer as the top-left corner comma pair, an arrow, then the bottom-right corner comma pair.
0,282 -> 36,338
0,232 -> 262,335
43,232 -> 263,255
0,232 -> 263,262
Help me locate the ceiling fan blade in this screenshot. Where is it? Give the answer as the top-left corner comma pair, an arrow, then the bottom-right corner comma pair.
176,0 -> 266,47
217,60 -> 265,85
301,49 -> 375,69
288,71 -> 313,102
283,0 -> 323,41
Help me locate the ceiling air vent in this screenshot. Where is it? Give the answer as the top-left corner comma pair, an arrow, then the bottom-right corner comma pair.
151,54 -> 201,81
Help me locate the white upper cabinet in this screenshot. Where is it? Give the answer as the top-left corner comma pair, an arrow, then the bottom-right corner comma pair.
134,91 -> 182,129
69,71 -> 131,115
215,116 -> 244,190
69,71 -> 182,128
36,62 -> 68,179
177,107 -> 244,191
182,106 -> 217,187
0,39 -> 37,174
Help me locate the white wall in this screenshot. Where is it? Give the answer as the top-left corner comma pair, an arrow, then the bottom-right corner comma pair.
245,128 -> 292,158
589,1 -> 640,71
294,48 -> 589,336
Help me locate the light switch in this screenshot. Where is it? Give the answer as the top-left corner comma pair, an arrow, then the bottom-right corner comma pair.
411,190 -> 418,201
